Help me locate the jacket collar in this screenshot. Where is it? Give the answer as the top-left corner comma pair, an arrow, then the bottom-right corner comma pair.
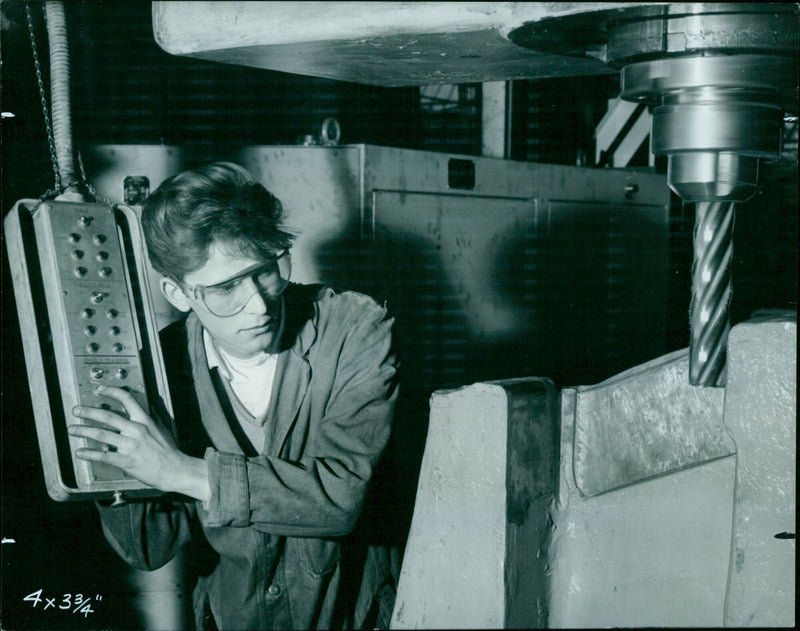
278,282 -> 323,357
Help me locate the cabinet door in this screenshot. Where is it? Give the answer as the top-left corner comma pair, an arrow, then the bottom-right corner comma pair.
372,189 -> 541,394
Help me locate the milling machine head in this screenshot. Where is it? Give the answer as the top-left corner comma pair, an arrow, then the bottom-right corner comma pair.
510,3 -> 798,386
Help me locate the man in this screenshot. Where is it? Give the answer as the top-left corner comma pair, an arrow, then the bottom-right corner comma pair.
67,162 -> 400,629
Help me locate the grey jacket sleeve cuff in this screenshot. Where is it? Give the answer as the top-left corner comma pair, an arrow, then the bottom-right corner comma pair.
200,447 -> 251,527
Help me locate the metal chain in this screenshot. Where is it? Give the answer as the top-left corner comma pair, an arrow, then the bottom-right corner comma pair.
25,2 -> 62,192
77,148 -> 109,205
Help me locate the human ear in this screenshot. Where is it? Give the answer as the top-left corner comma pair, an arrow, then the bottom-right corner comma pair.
160,276 -> 192,313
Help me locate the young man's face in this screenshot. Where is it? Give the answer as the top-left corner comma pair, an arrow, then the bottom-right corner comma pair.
162,241 -> 284,358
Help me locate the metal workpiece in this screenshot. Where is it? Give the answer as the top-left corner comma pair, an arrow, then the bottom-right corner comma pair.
722,314 -> 796,627
689,201 -> 734,387
549,313 -> 795,627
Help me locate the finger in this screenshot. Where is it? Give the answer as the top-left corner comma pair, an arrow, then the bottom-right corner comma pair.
67,424 -> 122,448
95,385 -> 148,419
71,405 -> 137,434
74,445 -> 117,463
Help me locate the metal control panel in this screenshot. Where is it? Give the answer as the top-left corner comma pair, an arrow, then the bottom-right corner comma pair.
4,199 -> 172,501
38,203 -> 150,488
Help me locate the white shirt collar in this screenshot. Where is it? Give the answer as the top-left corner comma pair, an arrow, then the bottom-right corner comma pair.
203,329 -> 276,382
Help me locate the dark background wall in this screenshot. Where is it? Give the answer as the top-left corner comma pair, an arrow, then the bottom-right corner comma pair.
1,3 -> 796,629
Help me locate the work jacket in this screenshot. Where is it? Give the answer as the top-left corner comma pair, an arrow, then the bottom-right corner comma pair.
96,283 -> 399,630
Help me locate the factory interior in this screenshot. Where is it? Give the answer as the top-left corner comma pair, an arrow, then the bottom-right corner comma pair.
1,2 -> 796,629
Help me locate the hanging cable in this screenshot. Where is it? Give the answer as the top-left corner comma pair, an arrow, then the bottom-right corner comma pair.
25,1 -> 99,205
43,0 -> 79,195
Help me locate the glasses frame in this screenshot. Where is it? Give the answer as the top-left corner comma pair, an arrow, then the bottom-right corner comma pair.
177,250 -> 291,317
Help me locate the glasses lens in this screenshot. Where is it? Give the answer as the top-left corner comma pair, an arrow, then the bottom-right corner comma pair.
274,250 -> 291,287
200,252 -> 291,317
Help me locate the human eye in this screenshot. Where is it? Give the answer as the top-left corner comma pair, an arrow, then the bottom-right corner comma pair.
258,261 -> 279,279
207,278 -> 241,296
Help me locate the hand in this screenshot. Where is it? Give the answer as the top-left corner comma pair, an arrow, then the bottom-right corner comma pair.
68,386 -> 210,501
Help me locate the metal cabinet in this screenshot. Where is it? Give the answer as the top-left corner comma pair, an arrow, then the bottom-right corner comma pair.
239,144 -> 670,392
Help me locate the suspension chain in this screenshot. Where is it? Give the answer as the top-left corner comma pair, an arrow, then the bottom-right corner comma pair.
78,148 -> 111,206
25,2 -> 61,193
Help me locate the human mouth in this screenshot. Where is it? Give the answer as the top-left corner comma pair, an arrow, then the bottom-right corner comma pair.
242,320 -> 272,334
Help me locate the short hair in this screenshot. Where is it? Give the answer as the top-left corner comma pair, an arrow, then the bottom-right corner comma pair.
141,162 -> 296,280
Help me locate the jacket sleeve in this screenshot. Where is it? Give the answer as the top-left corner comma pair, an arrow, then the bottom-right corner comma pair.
200,298 -> 399,537
95,498 -> 196,571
